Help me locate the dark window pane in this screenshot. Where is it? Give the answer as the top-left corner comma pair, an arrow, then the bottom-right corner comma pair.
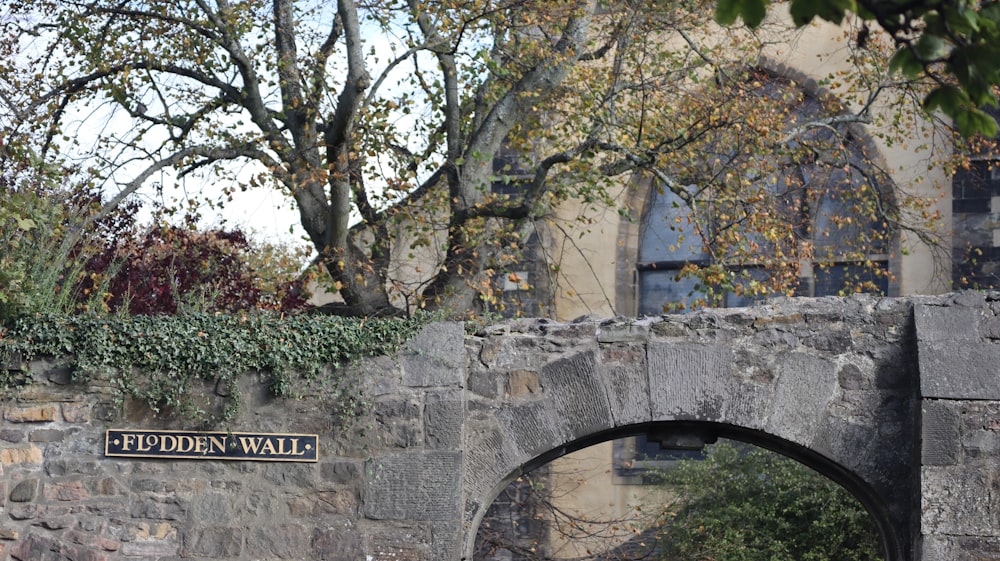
814,262 -> 888,296
638,269 -> 702,315
639,186 -> 706,263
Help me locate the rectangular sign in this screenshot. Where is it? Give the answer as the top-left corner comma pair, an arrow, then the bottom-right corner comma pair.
105,429 -> 318,462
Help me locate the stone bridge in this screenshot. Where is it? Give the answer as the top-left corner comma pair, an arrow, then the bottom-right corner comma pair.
1,293 -> 998,561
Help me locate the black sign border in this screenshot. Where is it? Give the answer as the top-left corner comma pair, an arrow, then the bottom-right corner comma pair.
105,428 -> 319,463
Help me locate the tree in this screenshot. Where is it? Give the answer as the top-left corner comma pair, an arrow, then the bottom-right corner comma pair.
722,0 -> 1000,137
0,0 -> 989,317
649,441 -> 882,561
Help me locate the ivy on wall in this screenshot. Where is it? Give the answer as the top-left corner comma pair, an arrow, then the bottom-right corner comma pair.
0,312 -> 432,424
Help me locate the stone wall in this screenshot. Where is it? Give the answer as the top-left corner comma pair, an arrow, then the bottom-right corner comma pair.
915,293 -> 1000,560
1,294 -> 1000,561
0,322 -> 469,561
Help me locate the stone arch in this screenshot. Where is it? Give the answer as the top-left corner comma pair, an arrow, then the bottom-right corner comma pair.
465,420 -> 904,561
462,306 -> 917,560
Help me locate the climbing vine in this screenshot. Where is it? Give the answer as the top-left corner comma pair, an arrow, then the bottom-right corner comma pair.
0,312 -> 433,425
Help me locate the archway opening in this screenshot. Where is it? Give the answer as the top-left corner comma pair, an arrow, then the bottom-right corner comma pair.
473,422 -> 895,561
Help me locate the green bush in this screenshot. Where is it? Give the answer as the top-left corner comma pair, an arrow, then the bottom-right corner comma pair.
652,441 -> 883,561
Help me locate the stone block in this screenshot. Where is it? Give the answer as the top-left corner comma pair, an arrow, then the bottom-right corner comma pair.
37,517 -> 74,530
648,342 -> 733,420
9,478 -> 38,502
914,303 -> 981,342
130,492 -> 187,521
0,429 -> 25,443
9,533 -> 63,561
920,340 -> 1000,399
599,344 -> 651,426
245,524 -> 309,559
495,401 -> 563,459
43,480 -> 89,501
922,400 -> 961,465
287,489 -> 357,516
424,390 -> 464,449
311,526 -> 362,560
8,504 -> 36,520
766,352 -> 838,446
505,370 -> 541,398
181,526 -> 244,558
4,405 -> 57,422
120,539 -> 179,558
0,445 -> 43,466
61,403 -> 91,423
595,319 -> 650,343
364,451 -> 461,521
538,351 -> 613,438
466,370 -> 499,399
401,322 -> 466,387
922,463 -> 1000,536
29,429 -> 65,443
462,427 -> 519,507
320,460 -> 362,484
64,531 -> 120,552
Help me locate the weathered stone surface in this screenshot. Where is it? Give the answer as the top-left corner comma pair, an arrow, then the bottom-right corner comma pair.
181,526 -> 244,558
767,352 -> 838,446
320,460 -> 362,484
0,428 -> 25,443
424,390 -> 464,449
920,340 -> 1000,399
29,429 -> 65,442
10,533 -> 63,561
922,462 -> 1000,536
120,539 -> 179,558
3,405 -> 57,423
922,534 -> 1000,561
466,370 -> 500,399
922,400 -> 961,465
129,493 -> 186,521
505,369 -> 541,398
311,525 -> 362,560
43,480 -> 90,502
401,322 -> 466,387
599,344 -> 651,427
64,530 -> 121,552
9,479 -> 38,502
0,295 -> 999,561
0,445 -> 43,466
60,403 -> 91,423
539,351 -> 612,438
648,342 -> 734,420
495,401 -> 563,459
245,524 -> 309,559
364,451 -> 461,521
287,489 -> 357,516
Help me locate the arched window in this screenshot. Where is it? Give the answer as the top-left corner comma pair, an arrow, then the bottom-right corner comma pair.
637,71 -> 892,314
